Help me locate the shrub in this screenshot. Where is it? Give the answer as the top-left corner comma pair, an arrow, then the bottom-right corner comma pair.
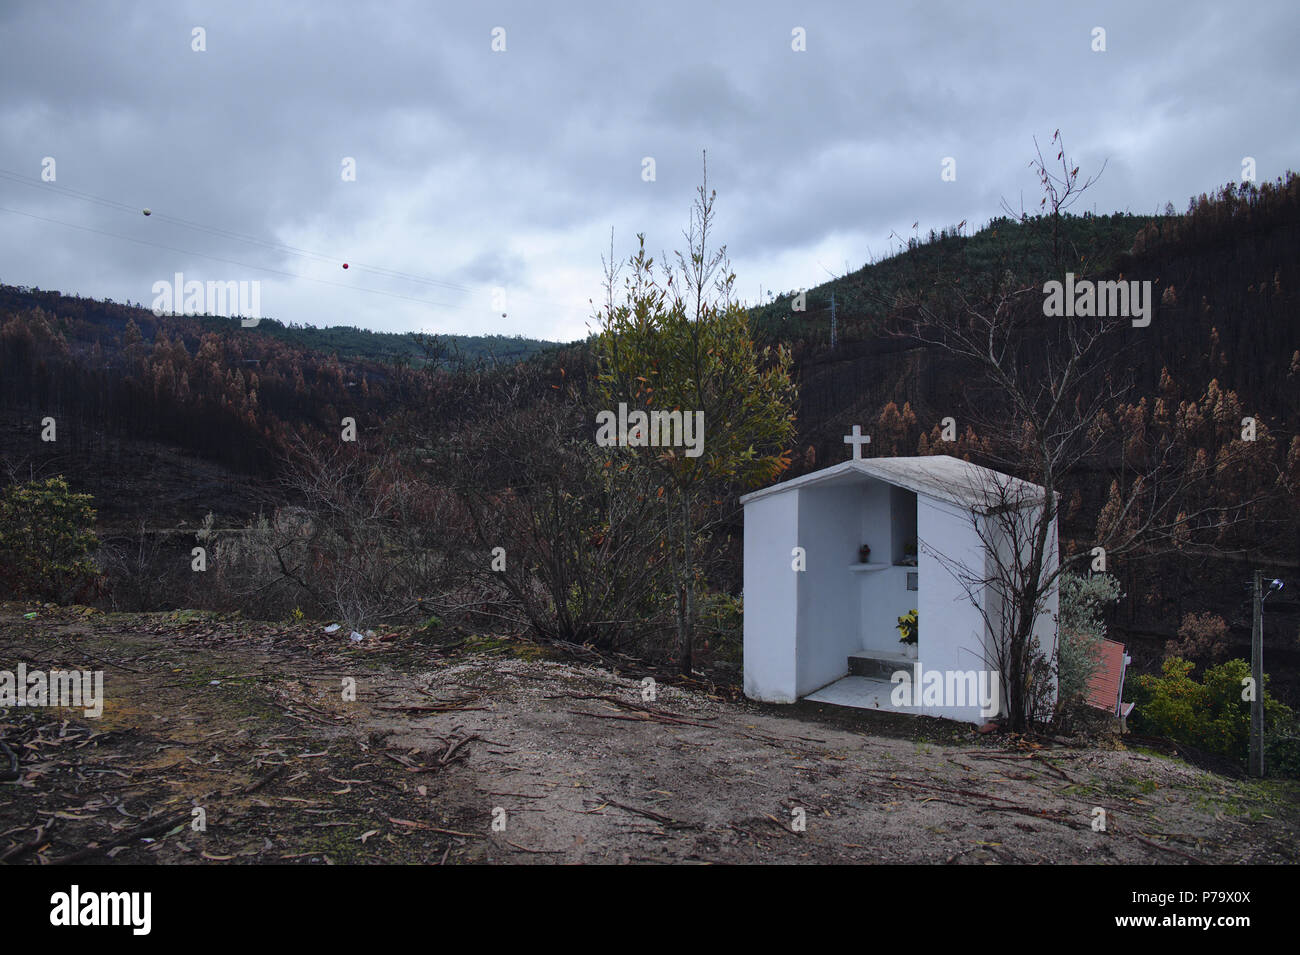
0,476 -> 102,603
1265,721 -> 1300,779
433,393 -> 674,652
1055,571 -> 1121,715
96,520 -> 203,611
1129,656 -> 1295,773
694,589 -> 743,665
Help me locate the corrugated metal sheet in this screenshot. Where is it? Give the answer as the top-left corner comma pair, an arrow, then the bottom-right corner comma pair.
1086,638 -> 1128,715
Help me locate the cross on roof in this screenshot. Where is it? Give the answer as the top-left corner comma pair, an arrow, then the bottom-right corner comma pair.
843,425 -> 871,460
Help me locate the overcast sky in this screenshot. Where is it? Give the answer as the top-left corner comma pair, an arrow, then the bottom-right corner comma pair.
2,1 -> 1297,343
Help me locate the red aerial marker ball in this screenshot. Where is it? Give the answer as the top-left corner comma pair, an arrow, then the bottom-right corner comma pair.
342,263 -> 349,269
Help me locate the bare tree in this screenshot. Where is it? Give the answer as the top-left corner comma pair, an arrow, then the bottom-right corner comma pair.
1000,129 -> 1108,269
429,381 -> 675,650
898,138 -> 1274,731
209,438 -> 454,630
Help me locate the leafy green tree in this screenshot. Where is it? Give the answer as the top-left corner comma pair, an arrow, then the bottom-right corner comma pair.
0,476 -> 102,602
594,161 -> 797,673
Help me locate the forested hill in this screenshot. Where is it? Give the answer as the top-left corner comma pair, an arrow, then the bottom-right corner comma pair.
0,286 -> 558,365
0,284 -> 567,523
748,210 -> 1160,350
751,176 -> 1300,485
250,318 -> 556,365
3,172 -> 1298,535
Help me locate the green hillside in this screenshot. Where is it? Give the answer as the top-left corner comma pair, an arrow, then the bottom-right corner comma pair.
749,212 -> 1161,348
232,316 -> 559,366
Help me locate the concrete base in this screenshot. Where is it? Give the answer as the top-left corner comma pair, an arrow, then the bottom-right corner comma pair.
804,675 -> 913,712
847,648 -> 917,679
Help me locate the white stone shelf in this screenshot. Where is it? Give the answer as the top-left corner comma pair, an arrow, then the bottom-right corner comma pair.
847,562 -> 892,572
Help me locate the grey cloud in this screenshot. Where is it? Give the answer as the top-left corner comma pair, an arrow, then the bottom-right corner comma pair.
0,0 -> 1296,342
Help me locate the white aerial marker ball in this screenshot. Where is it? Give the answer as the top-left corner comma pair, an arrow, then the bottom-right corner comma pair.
142,208 -> 151,216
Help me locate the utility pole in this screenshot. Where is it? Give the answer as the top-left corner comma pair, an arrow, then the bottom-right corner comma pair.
830,290 -> 837,351
1250,572 -> 1264,777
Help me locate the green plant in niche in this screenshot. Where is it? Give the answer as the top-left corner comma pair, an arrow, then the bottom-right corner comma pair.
897,608 -> 918,645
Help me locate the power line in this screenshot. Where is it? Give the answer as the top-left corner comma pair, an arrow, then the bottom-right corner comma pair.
0,166 -> 587,315
0,203 -> 473,312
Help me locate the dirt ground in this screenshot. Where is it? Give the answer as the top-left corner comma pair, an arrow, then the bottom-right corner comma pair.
1,606 -> 1297,865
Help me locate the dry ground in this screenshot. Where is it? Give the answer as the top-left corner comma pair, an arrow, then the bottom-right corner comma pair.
1,606 -> 1296,865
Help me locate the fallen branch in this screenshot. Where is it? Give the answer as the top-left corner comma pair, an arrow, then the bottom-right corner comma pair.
976,804 -> 1088,829
239,764 -> 288,796
50,810 -> 191,865
0,740 -> 19,782
0,819 -> 57,865
548,692 -> 716,724
375,696 -> 487,714
566,708 -> 713,729
1133,834 -> 1205,864
387,817 -> 478,838
440,734 -> 477,766
599,797 -> 696,830
505,840 -> 564,854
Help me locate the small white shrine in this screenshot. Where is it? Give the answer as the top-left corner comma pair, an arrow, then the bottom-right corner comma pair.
740,431 -> 1058,724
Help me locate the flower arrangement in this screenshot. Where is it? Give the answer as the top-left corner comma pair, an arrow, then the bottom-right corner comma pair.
897,608 -> 919,645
